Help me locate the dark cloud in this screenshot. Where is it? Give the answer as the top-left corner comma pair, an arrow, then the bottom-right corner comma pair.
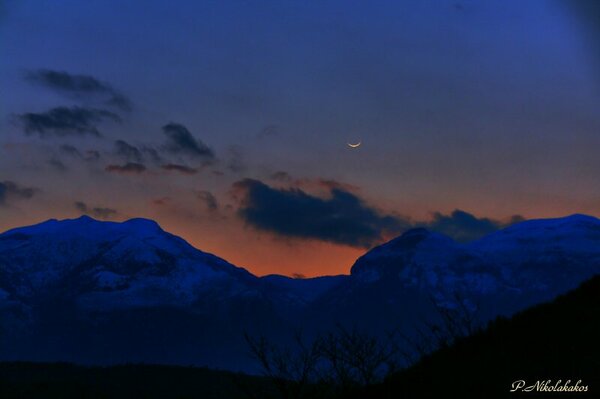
17,106 -> 120,137
196,190 -> 218,212
47,158 -> 67,172
112,140 -> 160,165
507,214 -> 526,224
270,171 -> 293,182
162,123 -> 215,160
315,179 -> 359,192
562,1 -> 600,86
152,197 -> 171,206
26,69 -> 132,112
60,144 -> 82,158
59,144 -> 101,163
564,1 -> 600,43
232,179 -> 525,247
226,146 -> 246,173
420,210 -> 522,243
161,163 -> 198,175
232,178 -> 407,248
283,177 -> 360,194
85,150 -> 101,161
105,94 -> 132,112
142,147 -> 162,164
0,181 -> 38,206
105,162 -> 146,174
74,201 -> 118,219
258,124 -> 281,138
114,140 -> 143,163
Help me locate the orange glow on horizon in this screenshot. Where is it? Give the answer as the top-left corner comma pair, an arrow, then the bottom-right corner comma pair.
2,197 -> 600,278
161,217 -> 365,277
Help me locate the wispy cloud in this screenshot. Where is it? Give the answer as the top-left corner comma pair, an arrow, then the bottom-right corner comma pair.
196,190 -> 218,211
0,181 -> 38,206
17,106 -> 120,137
161,163 -> 198,175
74,201 -> 118,219
114,140 -> 143,163
162,122 -> 215,161
105,162 -> 146,174
26,69 -> 132,112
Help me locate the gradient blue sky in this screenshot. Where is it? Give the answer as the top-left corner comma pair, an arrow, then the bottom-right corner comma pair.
1,0 -> 599,276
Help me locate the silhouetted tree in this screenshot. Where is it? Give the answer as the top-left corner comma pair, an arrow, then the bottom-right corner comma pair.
244,292 -> 482,398
314,325 -> 401,394
244,331 -> 326,399
244,326 -> 404,398
399,291 -> 482,362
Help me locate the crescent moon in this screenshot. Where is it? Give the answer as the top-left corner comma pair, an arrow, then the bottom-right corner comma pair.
347,141 -> 361,148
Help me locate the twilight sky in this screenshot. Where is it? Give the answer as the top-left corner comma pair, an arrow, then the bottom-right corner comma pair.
1,0 -> 599,277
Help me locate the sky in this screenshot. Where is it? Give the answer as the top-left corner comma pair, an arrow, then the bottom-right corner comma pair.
1,0 -> 599,277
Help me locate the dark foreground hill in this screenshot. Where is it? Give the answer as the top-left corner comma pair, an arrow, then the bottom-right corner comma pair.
0,276 -> 598,398
0,362 -> 275,399
349,275 -> 600,399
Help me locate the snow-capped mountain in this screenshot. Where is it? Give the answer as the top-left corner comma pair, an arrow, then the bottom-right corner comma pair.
306,214 -> 600,336
0,215 -> 260,310
348,214 -> 600,307
0,216 -> 284,370
0,214 -> 599,370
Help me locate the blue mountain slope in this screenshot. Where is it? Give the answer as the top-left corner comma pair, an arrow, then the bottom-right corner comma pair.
0,216 -> 259,309
308,214 -> 600,339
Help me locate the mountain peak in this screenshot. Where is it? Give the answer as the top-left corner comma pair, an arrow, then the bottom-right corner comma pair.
395,227 -> 433,241
2,216 -> 166,239
75,214 -> 95,221
471,213 -> 600,243
562,213 -> 599,223
349,228 -> 456,278
508,213 -> 599,228
121,217 -> 162,231
381,227 -> 452,251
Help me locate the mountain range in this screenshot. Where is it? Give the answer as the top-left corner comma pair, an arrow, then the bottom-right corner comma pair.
1,214 -> 599,371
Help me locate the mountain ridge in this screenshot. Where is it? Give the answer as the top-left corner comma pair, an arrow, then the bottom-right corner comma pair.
1,213 -> 599,370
